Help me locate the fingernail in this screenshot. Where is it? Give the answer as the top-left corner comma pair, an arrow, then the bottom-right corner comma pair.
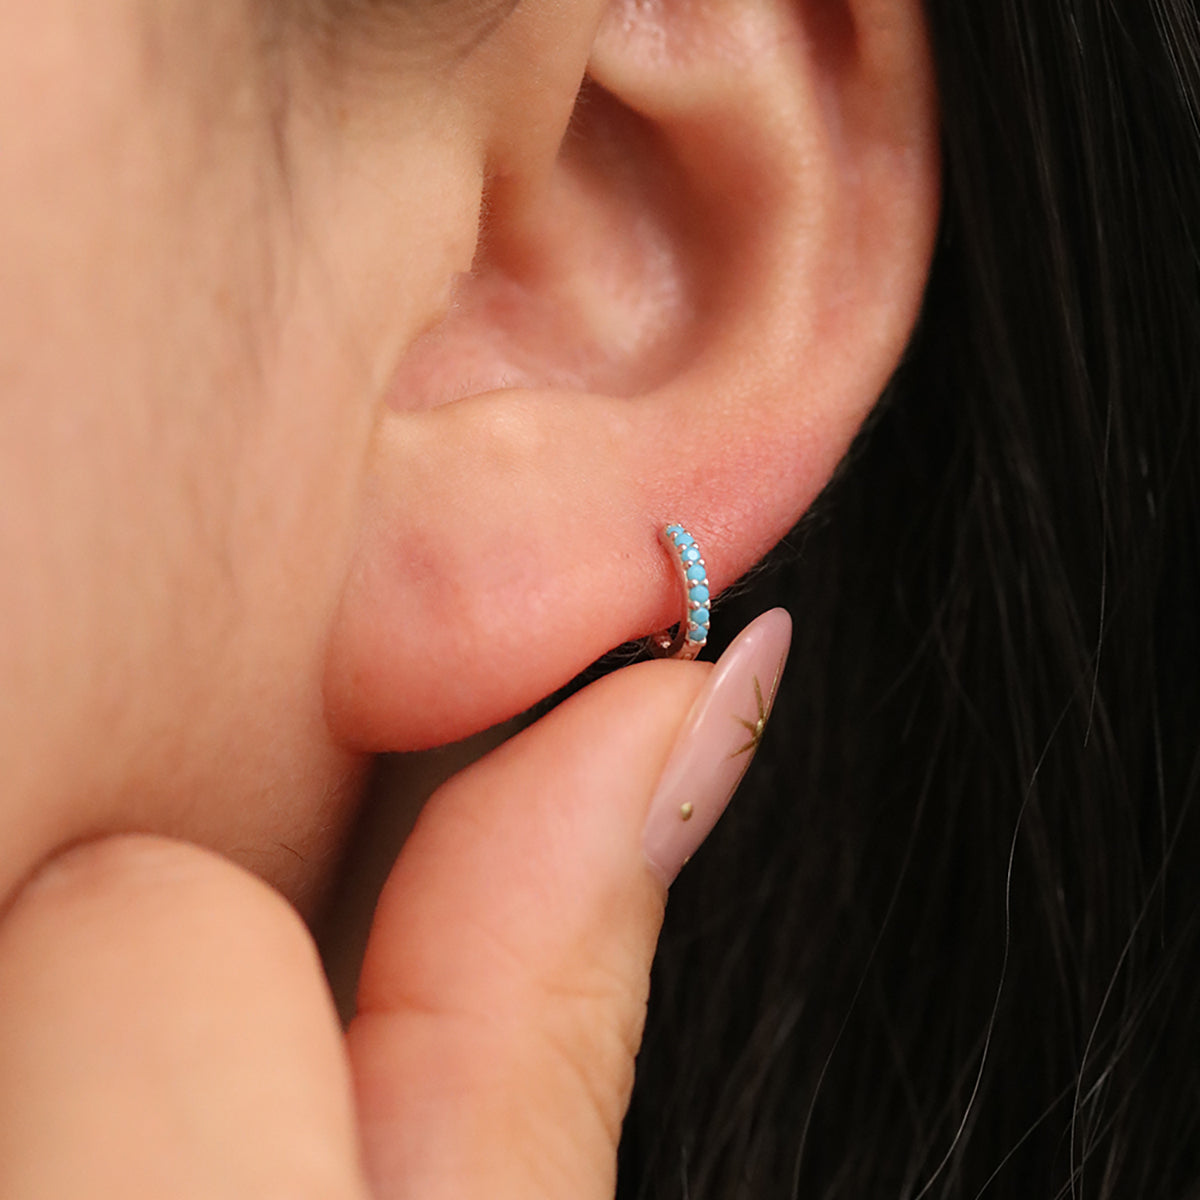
643,608 -> 792,885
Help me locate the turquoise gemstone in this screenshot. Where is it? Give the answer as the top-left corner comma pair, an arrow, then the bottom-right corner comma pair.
664,524 -> 683,536
691,607 -> 710,625
681,546 -> 701,563
686,564 -> 706,582
688,628 -> 707,642
688,585 -> 710,604
672,531 -> 694,547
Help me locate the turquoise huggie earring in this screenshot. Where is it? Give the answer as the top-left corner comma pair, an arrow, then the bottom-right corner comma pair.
650,524 -> 711,660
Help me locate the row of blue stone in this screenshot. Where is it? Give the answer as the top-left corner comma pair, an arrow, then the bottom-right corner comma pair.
664,524 -> 711,643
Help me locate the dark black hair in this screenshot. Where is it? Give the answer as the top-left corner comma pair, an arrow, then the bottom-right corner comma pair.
620,1 -> 1200,1195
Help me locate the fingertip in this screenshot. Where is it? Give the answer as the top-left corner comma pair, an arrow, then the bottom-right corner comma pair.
349,655 -> 712,1200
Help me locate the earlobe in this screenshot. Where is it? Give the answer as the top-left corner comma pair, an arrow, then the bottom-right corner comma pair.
323,0 -> 940,753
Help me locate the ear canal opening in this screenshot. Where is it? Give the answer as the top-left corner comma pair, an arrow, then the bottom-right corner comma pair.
384,78 -> 706,415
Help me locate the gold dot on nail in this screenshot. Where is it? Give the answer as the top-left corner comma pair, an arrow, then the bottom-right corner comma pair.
680,802 -> 694,821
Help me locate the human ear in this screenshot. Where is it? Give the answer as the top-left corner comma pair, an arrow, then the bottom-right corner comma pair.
324,0 -> 940,752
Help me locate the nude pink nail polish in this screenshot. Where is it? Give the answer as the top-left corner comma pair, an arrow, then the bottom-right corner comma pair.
643,608 -> 793,884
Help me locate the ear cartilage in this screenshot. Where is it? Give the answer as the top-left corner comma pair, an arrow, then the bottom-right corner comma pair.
650,524 -> 711,661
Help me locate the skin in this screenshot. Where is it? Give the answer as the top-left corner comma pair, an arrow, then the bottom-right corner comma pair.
0,0 -> 940,1195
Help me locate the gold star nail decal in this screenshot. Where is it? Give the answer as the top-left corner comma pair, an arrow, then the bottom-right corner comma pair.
731,674 -> 769,758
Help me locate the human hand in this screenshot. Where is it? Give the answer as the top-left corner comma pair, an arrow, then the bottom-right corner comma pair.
0,612 -> 789,1200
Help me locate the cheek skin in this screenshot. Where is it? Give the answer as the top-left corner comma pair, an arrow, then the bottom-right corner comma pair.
0,1 -> 480,909
0,0 -> 355,904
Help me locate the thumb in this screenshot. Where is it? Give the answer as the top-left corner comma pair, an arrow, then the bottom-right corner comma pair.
346,609 -> 792,1200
